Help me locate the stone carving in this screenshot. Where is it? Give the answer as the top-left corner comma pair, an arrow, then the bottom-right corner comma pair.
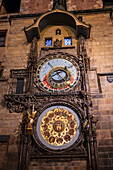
54,39 -> 62,48
90,115 -> 98,133
27,109 -> 37,134
27,37 -> 37,71
78,35 -> 89,68
4,91 -> 84,114
53,0 -> 66,10
0,3 -> 7,14
27,37 -> 38,92
81,116 -> 89,131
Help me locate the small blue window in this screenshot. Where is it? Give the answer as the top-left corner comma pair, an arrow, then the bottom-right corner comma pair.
45,38 -> 52,46
64,38 -> 72,46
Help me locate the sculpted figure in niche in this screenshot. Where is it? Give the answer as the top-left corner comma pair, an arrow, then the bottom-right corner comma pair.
53,0 -> 66,10
54,39 -> 62,48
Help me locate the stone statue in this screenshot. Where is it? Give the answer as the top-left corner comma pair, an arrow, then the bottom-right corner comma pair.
53,0 -> 66,10
54,39 -> 62,48
90,115 -> 98,133
27,110 -> 37,134
81,116 -> 89,131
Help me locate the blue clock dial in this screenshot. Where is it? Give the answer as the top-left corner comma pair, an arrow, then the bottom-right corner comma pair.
52,70 -> 66,81
36,54 -> 80,92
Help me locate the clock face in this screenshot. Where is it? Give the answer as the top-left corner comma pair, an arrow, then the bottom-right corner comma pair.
36,105 -> 80,150
36,54 -> 80,92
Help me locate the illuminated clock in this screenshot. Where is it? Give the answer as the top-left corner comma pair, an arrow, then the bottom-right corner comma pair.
35,105 -> 81,150
36,54 -> 80,92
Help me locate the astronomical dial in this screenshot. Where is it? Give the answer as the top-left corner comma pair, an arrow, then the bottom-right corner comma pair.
36,54 -> 80,92
36,105 -> 81,150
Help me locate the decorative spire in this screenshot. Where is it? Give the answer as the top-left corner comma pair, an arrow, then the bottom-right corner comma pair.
53,0 -> 67,11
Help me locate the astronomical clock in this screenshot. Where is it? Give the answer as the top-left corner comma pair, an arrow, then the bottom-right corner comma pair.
32,51 -> 82,153
4,3 -> 98,170
36,53 -> 80,92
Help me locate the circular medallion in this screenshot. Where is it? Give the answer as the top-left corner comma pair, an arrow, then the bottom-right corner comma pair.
36,54 -> 80,92
36,106 -> 81,150
53,120 -> 65,133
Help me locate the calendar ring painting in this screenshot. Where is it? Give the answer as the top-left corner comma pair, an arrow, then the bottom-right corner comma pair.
33,105 -> 81,151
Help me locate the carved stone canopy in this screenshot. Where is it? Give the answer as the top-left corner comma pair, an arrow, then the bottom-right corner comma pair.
24,9 -> 91,42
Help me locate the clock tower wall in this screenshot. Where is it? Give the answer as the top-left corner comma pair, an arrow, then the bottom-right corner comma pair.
1,2 -> 113,170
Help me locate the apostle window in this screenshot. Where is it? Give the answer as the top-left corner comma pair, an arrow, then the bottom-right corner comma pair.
64,37 -> 72,46
45,38 -> 52,47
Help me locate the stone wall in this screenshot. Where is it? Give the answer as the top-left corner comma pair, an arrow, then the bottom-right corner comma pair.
20,0 -> 103,14
28,159 -> 87,170
82,12 -> 113,169
0,18 -> 33,170
67,0 -> 103,11
20,0 -> 53,14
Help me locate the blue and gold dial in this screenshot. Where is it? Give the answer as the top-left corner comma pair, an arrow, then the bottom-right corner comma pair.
36,55 -> 80,92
